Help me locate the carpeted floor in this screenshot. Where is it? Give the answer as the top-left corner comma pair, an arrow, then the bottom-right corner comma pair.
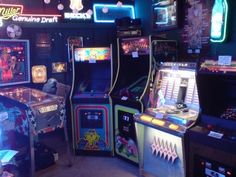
36,155 -> 140,177
35,130 -> 140,177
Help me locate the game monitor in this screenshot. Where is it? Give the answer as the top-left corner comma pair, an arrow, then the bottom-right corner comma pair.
74,47 -> 111,62
121,37 -> 149,56
152,0 -> 178,31
198,60 -> 236,122
0,39 -> 30,87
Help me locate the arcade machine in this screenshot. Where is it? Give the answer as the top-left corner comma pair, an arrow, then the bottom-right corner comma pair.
0,39 -> 67,176
188,59 -> 236,177
71,46 -> 113,155
134,62 -> 199,177
110,36 -> 158,164
0,95 -> 31,177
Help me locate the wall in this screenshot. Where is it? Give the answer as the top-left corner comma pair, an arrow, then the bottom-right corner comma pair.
135,0 -> 236,59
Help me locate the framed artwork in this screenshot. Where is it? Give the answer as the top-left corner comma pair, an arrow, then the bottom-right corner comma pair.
0,39 -> 30,86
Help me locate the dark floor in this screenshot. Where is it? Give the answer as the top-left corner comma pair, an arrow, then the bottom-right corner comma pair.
35,130 -> 140,177
36,155 -> 140,177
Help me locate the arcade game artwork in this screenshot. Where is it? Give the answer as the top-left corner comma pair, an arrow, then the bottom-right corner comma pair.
74,47 -> 111,62
0,39 -> 30,86
121,37 -> 149,56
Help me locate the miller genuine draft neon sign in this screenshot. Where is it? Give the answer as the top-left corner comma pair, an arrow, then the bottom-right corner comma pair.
0,3 -> 61,24
0,4 -> 23,20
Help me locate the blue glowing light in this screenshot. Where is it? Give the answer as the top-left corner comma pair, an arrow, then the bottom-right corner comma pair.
154,7 -> 168,25
93,4 -> 135,23
210,0 -> 228,43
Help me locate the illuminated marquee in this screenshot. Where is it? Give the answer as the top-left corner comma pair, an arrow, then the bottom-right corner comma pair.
0,3 -> 61,23
38,104 -> 58,113
64,12 -> 91,20
12,14 -> 59,23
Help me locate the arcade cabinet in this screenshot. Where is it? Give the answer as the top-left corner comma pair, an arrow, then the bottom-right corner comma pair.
0,96 -> 31,177
110,36 -> 159,164
188,59 -> 236,177
71,46 -> 113,155
134,62 -> 199,177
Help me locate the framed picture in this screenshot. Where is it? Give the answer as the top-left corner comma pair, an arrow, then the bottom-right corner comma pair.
32,65 -> 47,83
67,36 -> 83,62
152,0 -> 178,31
52,62 -> 67,73
0,39 -> 30,86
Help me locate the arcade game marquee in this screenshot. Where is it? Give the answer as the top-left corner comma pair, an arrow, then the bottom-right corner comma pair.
110,36 -> 176,164
71,46 -> 113,155
188,59 -> 236,177
134,62 -> 199,177
0,39 -> 67,177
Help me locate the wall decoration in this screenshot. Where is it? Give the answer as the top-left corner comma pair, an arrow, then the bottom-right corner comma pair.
0,3 -> 61,24
151,136 -> 178,163
210,0 -> 228,43
70,0 -> 84,12
6,24 -> 22,39
181,0 -> 212,59
152,0 -> 178,31
67,36 -> 83,62
93,4 -> 135,23
0,39 -> 30,86
32,65 -> 47,83
52,62 -> 67,73
64,0 -> 93,20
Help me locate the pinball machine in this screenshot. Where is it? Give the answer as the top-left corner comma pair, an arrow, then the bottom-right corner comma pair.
134,62 -> 199,177
0,39 -> 67,177
71,46 -> 113,155
188,59 -> 236,177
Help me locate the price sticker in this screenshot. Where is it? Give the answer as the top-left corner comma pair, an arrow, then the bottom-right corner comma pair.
208,131 -> 223,139
121,96 -> 128,100
218,55 -> 232,66
132,51 -> 139,58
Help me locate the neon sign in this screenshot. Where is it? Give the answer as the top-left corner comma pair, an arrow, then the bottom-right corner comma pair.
0,3 -> 61,24
12,14 -> 59,23
0,17 -> 2,27
93,4 -> 135,23
154,7 -> 168,25
0,4 -> 23,20
210,0 -> 228,43
64,0 -> 92,20
64,12 -> 91,20
70,0 -> 84,12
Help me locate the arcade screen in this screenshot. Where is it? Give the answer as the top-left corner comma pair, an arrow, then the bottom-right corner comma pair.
74,47 -> 111,62
151,64 -> 199,111
0,39 -> 30,86
152,40 -> 177,62
152,0 -> 178,31
121,37 -> 149,56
